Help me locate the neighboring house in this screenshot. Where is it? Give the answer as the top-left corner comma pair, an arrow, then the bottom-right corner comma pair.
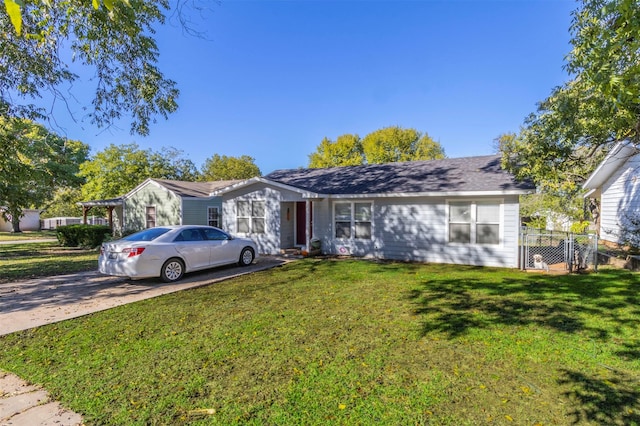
213,155 -> 535,268
41,216 -> 108,230
0,208 -> 42,232
79,179 -> 241,235
583,140 -> 640,246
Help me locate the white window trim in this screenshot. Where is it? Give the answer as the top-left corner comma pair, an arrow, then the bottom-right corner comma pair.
333,200 -> 374,241
446,199 -> 503,246
236,200 -> 266,235
208,206 -> 220,228
145,205 -> 156,229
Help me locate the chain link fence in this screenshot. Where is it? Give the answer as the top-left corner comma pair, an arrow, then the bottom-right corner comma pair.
520,228 -> 598,272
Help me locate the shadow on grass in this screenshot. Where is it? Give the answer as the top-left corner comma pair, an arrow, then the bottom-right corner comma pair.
409,268 -> 640,340
407,266 -> 640,424
559,369 -> 640,424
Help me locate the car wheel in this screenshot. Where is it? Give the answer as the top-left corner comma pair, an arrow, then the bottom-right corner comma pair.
161,258 -> 185,282
239,247 -> 254,266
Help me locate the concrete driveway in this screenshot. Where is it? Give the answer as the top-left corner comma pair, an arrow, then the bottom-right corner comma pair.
0,255 -> 292,425
0,255 -> 291,336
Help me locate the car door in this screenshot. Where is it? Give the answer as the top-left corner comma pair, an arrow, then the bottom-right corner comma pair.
173,228 -> 210,270
202,227 -> 237,266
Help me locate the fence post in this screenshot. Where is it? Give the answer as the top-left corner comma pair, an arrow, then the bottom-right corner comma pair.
566,235 -> 573,271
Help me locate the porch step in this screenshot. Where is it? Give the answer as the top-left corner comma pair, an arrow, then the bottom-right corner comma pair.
279,248 -> 322,258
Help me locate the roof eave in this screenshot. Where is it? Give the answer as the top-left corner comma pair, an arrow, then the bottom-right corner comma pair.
326,189 -> 535,199
583,140 -> 636,190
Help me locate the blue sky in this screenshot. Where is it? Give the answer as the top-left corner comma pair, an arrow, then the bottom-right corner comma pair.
50,0 -> 576,175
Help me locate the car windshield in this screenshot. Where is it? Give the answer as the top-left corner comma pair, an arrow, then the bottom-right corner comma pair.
122,228 -> 171,242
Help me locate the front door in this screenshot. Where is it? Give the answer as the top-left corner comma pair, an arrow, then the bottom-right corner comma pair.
296,202 -> 306,246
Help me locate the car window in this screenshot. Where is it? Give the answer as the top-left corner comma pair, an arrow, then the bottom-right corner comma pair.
123,228 -> 171,241
203,228 -> 229,241
175,229 -> 204,242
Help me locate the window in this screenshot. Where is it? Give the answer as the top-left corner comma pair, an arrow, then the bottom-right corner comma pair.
448,201 -> 501,245
237,200 -> 265,234
208,207 -> 220,228
334,201 -> 372,239
174,228 -> 204,242
202,227 -> 229,241
145,206 -> 156,228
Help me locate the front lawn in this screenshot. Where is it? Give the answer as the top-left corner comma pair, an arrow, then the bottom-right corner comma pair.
0,241 -> 97,283
0,260 -> 638,425
0,230 -> 58,241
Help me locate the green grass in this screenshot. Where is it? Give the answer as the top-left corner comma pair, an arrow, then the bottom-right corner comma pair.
0,241 -> 97,283
0,230 -> 58,241
0,260 -> 638,425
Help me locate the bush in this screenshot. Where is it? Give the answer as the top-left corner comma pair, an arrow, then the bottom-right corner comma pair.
56,224 -> 112,248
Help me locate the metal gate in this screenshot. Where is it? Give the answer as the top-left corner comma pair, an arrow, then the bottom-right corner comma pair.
520,228 -> 598,272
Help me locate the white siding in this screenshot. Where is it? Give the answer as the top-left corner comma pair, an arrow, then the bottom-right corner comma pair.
222,181 -> 523,267
0,209 -> 41,232
222,183 -> 305,254
280,202 -> 295,248
315,196 -> 521,268
600,154 -> 640,244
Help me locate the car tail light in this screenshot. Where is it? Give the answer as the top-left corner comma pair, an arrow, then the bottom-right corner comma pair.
123,247 -> 146,257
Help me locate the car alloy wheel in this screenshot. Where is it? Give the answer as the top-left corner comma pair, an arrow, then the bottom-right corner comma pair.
239,247 -> 254,266
161,258 -> 185,282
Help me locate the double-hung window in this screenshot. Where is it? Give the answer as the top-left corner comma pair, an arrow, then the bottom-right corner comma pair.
208,206 -> 220,228
448,201 -> 500,245
145,206 -> 156,228
334,202 -> 372,239
237,201 -> 265,234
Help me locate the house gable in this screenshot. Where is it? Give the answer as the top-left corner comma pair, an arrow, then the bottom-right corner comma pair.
584,141 -> 640,244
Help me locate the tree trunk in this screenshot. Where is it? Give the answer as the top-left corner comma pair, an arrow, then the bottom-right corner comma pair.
11,215 -> 22,233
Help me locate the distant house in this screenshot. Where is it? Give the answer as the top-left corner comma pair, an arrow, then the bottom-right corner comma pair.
0,208 -> 42,232
583,141 -> 640,246
79,179 -> 241,236
41,216 -> 108,230
213,155 -> 535,268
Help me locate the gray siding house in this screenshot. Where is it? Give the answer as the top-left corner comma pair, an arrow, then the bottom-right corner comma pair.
81,178 -> 240,235
214,155 -> 535,268
583,141 -> 640,245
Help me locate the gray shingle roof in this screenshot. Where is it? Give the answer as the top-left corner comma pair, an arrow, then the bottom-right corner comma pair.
152,179 -> 243,198
264,155 -> 534,195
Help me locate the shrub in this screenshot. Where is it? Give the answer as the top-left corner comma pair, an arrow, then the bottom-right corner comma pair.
56,224 -> 112,248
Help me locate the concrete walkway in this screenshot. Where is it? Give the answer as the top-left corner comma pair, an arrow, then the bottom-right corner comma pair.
0,256 -> 292,425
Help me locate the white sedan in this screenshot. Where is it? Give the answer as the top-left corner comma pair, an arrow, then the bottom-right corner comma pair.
98,225 -> 258,282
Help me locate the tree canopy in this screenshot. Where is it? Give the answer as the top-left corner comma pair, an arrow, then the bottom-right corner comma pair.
0,117 -> 89,231
308,134 -> 363,168
1,0 -> 178,136
308,126 -> 446,168
78,143 -> 198,201
501,0 -> 640,194
199,155 -> 261,181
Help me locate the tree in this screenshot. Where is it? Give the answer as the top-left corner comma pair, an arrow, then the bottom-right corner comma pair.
42,187 -> 84,219
79,143 -> 198,201
308,134 -> 363,168
501,0 -> 640,194
1,0 -> 178,136
361,126 -> 446,164
199,155 -> 261,181
0,117 -> 89,232
308,126 -> 446,168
